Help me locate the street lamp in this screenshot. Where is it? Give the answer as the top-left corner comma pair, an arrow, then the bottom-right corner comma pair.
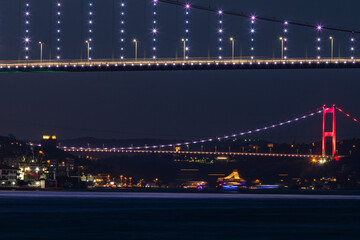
181,38 -> 186,61
85,40 -> 90,61
120,175 -> 123,187
329,36 -> 334,60
38,41 -> 43,63
230,37 -> 235,60
133,39 -> 138,61
279,37 -> 284,60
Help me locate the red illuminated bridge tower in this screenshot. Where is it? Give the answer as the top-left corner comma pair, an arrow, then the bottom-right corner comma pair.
322,105 -> 336,156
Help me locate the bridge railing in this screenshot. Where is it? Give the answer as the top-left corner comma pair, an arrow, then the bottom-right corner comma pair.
0,57 -> 357,67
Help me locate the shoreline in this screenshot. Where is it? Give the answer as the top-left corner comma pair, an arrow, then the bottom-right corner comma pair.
1,188 -> 360,197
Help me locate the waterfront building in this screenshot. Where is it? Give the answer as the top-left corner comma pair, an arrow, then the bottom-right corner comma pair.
0,165 -> 19,186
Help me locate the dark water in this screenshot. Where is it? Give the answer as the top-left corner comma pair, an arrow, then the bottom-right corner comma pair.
0,191 -> 359,240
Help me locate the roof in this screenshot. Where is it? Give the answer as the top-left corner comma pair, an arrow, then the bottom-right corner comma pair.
218,170 -> 246,182
0,165 -> 19,170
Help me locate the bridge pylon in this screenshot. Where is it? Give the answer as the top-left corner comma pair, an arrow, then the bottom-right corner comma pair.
322,105 -> 336,156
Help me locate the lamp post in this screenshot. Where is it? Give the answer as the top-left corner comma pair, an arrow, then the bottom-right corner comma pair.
133,39 -> 138,61
230,37 -> 235,60
85,40 -> 90,61
181,38 -> 186,61
279,37 -> 284,60
38,41 -> 43,63
329,36 -> 334,60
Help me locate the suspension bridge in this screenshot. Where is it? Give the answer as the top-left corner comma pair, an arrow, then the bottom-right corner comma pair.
60,105 -> 360,160
2,0 -> 360,72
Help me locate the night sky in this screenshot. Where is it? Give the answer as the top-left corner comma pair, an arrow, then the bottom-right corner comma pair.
0,0 -> 359,143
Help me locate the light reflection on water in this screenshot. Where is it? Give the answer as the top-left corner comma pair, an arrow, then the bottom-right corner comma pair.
0,191 -> 359,240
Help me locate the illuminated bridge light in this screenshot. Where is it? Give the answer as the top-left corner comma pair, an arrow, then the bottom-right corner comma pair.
152,0 -> 158,59
218,9 -> 223,59
350,35 -> 355,60
55,1 -> 62,59
88,0 -> 94,60
250,15 -> 256,60
316,25 -> 322,59
184,3 -> 190,60
24,0 -> 31,60
120,1 -> 126,59
283,20 -> 289,59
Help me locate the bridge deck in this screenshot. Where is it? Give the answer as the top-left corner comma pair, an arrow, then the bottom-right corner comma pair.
0,58 -> 359,72
63,148 -> 330,159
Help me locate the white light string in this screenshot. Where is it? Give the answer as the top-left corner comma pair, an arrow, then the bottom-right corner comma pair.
184,3 -> 190,60
283,21 -> 289,60
63,109 -> 322,151
120,1 -> 126,59
24,0 -> 31,60
350,34 -> 355,60
88,0 -> 94,60
316,25 -> 322,60
250,15 -> 256,60
218,10 -> 223,59
56,1 -> 62,59
152,0 -> 158,59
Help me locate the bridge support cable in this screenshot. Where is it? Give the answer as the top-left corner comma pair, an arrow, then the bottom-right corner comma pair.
62,108 -> 322,151
120,1 -> 126,59
249,15 -> 256,60
350,34 -> 355,60
217,10 -> 223,59
55,1 -> 62,60
282,21 -> 289,60
24,0 -> 31,60
157,0 -> 360,35
152,0 -> 158,59
183,3 -> 190,60
316,26 -> 322,60
87,0 -> 94,60
336,107 -> 360,126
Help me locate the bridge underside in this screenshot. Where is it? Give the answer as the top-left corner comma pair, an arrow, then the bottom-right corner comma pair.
1,59 -> 359,73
